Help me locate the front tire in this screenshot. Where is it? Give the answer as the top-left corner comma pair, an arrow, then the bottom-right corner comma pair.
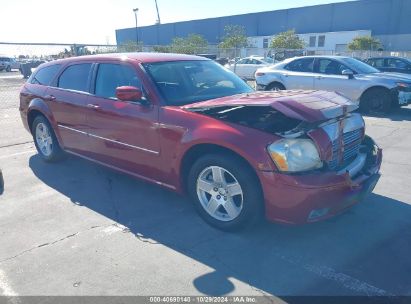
6,66 -> 11,72
32,115 -> 65,162
187,153 -> 263,231
360,88 -> 392,113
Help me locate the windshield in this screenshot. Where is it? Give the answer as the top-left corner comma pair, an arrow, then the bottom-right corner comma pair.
143,60 -> 253,106
341,57 -> 380,74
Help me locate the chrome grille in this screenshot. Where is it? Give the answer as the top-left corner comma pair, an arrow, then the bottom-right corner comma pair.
328,129 -> 363,170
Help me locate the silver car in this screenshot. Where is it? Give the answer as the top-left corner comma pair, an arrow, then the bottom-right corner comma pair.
225,56 -> 274,80
255,56 -> 411,112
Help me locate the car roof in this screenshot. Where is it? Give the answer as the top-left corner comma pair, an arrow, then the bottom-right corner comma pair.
368,56 -> 409,60
41,52 -> 208,66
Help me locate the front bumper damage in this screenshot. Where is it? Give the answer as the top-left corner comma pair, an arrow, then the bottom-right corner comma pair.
259,136 -> 382,224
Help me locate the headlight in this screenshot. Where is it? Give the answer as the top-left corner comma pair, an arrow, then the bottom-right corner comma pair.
396,82 -> 411,89
268,139 -> 323,172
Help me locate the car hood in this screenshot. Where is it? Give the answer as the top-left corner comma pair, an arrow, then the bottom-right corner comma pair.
183,90 -> 358,123
359,72 -> 411,82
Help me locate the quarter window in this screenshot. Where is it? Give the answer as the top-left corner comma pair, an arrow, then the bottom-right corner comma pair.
95,63 -> 142,99
58,63 -> 92,93
30,64 -> 61,86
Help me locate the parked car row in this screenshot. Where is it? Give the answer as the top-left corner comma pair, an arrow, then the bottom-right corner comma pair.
20,53 -> 382,230
0,57 -> 20,72
255,55 -> 411,113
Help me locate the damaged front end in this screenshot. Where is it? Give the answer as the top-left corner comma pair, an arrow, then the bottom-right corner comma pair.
184,90 -> 381,179
184,91 -> 382,223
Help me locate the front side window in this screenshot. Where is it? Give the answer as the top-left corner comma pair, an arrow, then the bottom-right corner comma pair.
58,63 -> 92,93
30,64 -> 61,86
317,59 -> 348,75
387,58 -> 407,69
285,58 -> 314,72
95,63 -> 142,99
341,57 -> 380,74
143,60 -> 253,106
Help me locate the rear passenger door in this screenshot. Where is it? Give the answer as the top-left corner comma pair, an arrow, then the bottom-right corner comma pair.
47,63 -> 92,154
84,62 -> 161,180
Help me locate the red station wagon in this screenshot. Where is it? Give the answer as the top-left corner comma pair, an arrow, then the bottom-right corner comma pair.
19,53 -> 382,230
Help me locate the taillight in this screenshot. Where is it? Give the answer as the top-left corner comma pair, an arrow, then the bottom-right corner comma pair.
255,72 -> 265,76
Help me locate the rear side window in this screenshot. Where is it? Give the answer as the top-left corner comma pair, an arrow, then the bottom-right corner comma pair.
368,58 -> 384,68
285,58 -> 314,72
58,63 -> 92,93
30,64 -> 61,85
95,63 -> 142,99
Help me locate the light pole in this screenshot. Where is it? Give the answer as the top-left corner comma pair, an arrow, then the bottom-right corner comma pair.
133,8 -> 139,50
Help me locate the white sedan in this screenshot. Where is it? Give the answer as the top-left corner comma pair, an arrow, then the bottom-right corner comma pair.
225,57 -> 274,80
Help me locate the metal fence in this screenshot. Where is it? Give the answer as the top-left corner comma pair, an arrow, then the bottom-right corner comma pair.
2,42 -> 411,61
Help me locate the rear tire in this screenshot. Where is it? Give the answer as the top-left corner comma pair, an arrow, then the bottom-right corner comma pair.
360,88 -> 392,113
187,153 -> 264,231
266,82 -> 285,91
6,66 -> 11,72
32,115 -> 65,162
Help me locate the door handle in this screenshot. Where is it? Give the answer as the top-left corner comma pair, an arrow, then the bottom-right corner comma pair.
44,95 -> 56,101
315,76 -> 323,79
87,104 -> 101,110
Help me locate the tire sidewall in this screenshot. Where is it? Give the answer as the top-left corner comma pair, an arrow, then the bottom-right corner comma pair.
32,116 -> 63,162
361,88 -> 391,113
187,154 -> 263,231
266,82 -> 285,91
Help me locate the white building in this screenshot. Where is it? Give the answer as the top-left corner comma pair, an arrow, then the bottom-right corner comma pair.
248,30 -> 372,53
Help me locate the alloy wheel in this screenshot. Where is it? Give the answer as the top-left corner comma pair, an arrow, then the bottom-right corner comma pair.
196,166 -> 244,222
35,122 -> 53,157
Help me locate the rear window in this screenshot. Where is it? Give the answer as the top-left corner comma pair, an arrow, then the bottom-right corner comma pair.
58,63 -> 92,93
30,64 -> 61,86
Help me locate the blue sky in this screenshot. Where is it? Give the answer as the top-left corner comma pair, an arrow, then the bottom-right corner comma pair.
1,0 -> 354,44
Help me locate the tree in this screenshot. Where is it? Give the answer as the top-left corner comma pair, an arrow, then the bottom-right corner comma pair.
153,45 -> 171,53
219,25 -> 248,49
170,34 -> 208,54
118,41 -> 143,52
348,36 -> 381,51
270,30 -> 305,49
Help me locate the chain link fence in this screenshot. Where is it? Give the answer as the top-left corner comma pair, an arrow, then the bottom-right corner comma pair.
1,42 -> 411,142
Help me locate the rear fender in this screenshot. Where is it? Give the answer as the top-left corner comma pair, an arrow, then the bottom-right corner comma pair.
27,99 -> 64,147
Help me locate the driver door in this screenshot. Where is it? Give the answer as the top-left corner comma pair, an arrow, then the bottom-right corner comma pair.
313,58 -> 362,101
84,62 -> 161,180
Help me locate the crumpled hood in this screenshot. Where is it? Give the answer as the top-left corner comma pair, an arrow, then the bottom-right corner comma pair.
183,90 -> 358,123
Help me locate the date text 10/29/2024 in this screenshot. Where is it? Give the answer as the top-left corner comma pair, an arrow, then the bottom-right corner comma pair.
149,296 -> 258,303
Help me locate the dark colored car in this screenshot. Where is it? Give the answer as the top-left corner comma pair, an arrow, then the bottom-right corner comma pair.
365,57 -> 411,74
19,53 -> 382,230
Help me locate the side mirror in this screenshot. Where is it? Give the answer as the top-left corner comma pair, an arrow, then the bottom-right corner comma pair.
115,86 -> 143,102
342,69 -> 354,79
